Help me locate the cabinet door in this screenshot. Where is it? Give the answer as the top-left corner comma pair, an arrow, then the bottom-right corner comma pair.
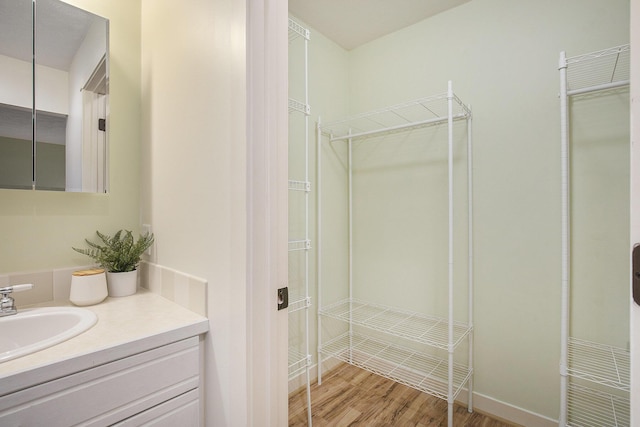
113,389 -> 199,426
0,337 -> 199,426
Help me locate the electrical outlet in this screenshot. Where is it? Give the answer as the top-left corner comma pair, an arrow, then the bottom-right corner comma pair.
142,224 -> 152,256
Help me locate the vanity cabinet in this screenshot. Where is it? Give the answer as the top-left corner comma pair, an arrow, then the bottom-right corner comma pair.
0,336 -> 201,426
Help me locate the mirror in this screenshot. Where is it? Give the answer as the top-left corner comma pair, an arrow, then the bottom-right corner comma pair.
0,0 -> 109,192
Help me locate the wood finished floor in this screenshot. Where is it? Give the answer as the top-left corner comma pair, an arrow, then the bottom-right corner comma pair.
289,363 -> 519,427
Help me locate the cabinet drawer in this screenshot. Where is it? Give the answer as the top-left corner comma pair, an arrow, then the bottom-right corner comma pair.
0,337 -> 199,426
113,389 -> 200,426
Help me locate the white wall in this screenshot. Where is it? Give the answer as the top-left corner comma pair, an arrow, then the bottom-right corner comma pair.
0,55 -> 69,114
301,0 -> 630,421
0,0 -> 141,273
2,0 -> 284,423
0,55 -> 31,110
346,0 -> 628,419
140,0 -> 248,424
35,64 -> 69,115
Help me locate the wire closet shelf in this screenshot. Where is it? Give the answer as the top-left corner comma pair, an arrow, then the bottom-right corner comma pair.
567,338 -> 630,391
320,91 -> 471,141
321,332 -> 472,402
288,347 -> 311,379
567,384 -> 630,427
317,81 -> 473,427
558,43 -> 630,427
320,299 -> 472,350
563,44 -> 630,96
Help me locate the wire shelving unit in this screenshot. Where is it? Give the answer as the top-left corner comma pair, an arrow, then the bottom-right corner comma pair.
558,44 -> 630,427
320,299 -> 472,350
567,384 -> 630,427
322,332 -> 472,401
288,17 -> 312,426
317,81 -> 473,427
567,338 -> 630,390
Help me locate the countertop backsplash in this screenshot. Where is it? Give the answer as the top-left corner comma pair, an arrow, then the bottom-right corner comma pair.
139,261 -> 207,316
0,261 -> 207,317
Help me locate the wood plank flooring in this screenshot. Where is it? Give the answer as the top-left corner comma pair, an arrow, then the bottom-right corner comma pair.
289,363 -> 519,427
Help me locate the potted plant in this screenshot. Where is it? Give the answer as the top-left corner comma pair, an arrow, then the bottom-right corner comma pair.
73,230 -> 154,297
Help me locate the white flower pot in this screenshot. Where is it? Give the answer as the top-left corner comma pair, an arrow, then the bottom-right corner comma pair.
106,270 -> 138,297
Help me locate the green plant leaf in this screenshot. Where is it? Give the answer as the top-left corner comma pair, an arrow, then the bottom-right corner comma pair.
72,229 -> 154,272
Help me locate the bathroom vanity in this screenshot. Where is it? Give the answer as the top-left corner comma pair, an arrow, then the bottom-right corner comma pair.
0,291 -> 208,426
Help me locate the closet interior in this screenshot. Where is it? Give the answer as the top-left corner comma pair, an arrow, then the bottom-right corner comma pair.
287,2 -> 631,426
558,44 -> 631,427
316,82 -> 473,427
288,17 -> 312,427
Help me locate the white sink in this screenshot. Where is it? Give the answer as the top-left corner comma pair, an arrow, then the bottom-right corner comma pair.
0,307 -> 98,363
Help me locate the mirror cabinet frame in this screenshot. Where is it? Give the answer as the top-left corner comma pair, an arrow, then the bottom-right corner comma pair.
0,0 -> 109,193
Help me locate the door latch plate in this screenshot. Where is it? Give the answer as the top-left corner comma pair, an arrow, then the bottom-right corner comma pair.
633,244 -> 640,306
277,287 -> 288,311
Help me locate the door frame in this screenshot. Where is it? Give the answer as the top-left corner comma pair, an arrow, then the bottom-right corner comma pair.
246,0 -> 289,424
630,0 -> 639,424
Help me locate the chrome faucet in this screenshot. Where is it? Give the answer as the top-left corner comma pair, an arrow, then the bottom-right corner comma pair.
0,284 -> 33,317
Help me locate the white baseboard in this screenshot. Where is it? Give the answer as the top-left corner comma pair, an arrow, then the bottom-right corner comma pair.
288,363 -> 557,427
456,388 -> 557,427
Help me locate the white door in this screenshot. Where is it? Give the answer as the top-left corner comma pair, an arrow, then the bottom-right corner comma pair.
630,0 -> 639,425
81,90 -> 107,193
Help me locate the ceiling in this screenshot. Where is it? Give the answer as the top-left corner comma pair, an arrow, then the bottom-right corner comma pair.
0,0 -> 98,71
1,1 -> 471,67
288,0 -> 472,51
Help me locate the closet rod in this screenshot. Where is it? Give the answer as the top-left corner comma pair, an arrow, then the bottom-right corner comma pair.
328,113 -> 467,142
567,80 -> 629,96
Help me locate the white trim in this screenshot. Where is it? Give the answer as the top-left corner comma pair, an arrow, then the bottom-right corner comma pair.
629,0 -> 640,426
246,0 -> 289,424
456,391 -> 556,427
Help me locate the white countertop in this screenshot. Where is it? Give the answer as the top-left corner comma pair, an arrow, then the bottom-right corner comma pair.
0,290 -> 209,395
